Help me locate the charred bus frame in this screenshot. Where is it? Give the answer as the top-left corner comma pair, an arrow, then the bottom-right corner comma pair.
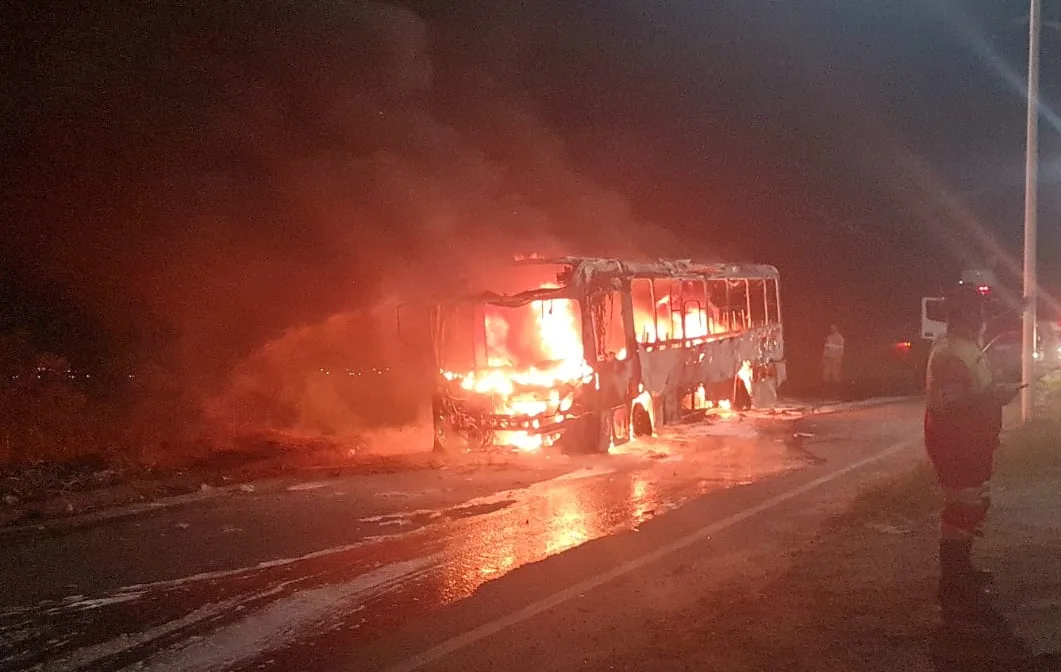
430,257 -> 785,454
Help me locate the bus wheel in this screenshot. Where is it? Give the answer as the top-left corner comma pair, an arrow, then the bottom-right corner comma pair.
632,404 -> 653,437
562,412 -> 612,454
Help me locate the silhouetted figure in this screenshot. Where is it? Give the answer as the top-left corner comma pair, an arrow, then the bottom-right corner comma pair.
733,360 -> 753,411
821,324 -> 844,398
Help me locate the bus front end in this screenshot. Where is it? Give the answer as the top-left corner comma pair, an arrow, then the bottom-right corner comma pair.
431,288 -> 602,453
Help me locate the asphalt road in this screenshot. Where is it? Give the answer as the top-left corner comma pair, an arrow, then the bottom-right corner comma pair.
0,399 -> 926,672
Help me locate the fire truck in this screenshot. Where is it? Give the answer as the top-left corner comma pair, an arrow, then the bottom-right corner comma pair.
920,269 -> 1061,381
427,257 -> 786,454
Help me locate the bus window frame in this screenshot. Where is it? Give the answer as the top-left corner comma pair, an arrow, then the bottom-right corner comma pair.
631,277 -> 658,345
623,272 -> 779,348
765,278 -> 781,324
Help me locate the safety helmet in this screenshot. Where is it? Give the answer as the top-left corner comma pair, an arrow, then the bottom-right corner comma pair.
943,283 -> 985,327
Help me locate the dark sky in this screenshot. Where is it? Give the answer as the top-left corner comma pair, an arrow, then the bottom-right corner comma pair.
3,0 -> 1060,379
413,0 -> 1061,330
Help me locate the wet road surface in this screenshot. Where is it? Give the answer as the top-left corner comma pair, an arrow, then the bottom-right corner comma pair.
0,399 -> 924,671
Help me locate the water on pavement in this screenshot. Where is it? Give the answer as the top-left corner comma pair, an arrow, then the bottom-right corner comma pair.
0,410 -> 824,672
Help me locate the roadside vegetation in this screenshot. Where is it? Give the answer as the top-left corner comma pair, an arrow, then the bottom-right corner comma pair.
0,325 -> 433,517
0,333 -> 219,510
0,331 -> 180,464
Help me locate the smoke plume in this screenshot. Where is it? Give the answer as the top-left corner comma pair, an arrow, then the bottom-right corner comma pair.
5,1 -> 679,442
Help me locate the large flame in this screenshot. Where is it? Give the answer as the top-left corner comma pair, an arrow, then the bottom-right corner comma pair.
443,287 -> 591,451
633,295 -> 729,344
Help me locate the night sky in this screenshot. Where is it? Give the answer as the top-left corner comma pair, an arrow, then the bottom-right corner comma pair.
3,0 -> 1060,385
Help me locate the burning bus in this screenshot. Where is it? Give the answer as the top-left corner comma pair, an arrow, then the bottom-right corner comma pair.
430,257 -> 785,454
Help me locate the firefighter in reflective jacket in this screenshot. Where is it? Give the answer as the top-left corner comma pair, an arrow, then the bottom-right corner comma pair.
924,285 -> 1019,614
822,325 -> 844,385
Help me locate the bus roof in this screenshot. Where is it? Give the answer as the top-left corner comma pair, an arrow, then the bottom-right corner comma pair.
438,257 -> 780,307
515,256 -> 780,281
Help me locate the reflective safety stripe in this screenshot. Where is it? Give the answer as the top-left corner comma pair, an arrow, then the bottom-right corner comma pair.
941,482 -> 990,507
824,335 -> 844,356
940,481 -> 991,540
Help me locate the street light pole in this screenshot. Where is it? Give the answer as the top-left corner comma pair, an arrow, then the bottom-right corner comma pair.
1021,0 -> 1041,423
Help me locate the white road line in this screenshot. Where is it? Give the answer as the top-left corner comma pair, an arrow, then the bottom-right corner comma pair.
382,435 -> 921,672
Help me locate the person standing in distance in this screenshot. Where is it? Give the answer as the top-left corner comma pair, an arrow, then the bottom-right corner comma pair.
822,324 -> 845,397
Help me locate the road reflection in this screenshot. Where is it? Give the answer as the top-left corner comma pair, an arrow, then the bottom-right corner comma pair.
630,476 -> 658,527
203,419 -> 824,672
426,430 -> 810,610
543,487 -> 591,555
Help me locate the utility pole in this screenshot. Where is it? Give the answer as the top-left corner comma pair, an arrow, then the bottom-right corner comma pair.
1021,0 -> 1041,423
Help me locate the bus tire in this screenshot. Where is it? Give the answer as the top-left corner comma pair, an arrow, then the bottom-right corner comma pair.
562,412 -> 612,455
632,403 -> 653,437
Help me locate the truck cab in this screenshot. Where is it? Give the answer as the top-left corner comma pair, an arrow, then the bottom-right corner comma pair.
919,268 -> 1060,379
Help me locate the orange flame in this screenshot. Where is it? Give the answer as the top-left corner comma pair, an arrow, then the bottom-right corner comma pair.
443,288 -> 590,451
633,296 -> 728,344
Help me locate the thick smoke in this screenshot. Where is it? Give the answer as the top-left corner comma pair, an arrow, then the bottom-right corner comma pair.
5,1 -> 680,444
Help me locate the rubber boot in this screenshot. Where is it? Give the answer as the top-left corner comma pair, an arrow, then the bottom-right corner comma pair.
958,537 -> 994,587
938,540 -> 1000,623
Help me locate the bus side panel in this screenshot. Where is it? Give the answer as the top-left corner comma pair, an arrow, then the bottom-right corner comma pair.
681,325 -> 784,391
637,324 -> 785,427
